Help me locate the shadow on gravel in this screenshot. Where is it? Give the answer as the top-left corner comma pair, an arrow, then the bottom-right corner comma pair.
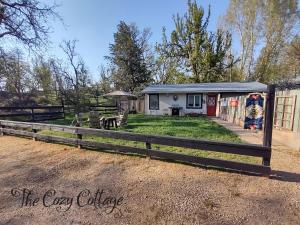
270,170 -> 300,183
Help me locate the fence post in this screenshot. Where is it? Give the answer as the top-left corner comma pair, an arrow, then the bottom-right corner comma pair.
146,142 -> 151,158
263,84 -> 276,166
61,99 -> 65,119
77,128 -> 82,149
0,122 -> 3,136
32,128 -> 37,141
31,107 -> 35,122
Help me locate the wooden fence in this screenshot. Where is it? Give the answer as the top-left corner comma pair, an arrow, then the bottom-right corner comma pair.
0,119 -> 271,175
0,85 -> 275,175
0,105 -> 65,121
89,104 -> 118,114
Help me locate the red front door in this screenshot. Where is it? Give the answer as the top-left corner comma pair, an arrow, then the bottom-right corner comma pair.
207,95 -> 217,116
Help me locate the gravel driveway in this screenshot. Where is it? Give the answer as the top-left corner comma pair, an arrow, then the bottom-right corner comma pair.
0,136 -> 299,225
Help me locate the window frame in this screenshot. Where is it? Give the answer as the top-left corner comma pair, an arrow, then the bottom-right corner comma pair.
149,94 -> 159,110
186,93 -> 203,109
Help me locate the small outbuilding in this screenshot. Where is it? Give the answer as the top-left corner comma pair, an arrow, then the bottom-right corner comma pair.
141,82 -> 267,117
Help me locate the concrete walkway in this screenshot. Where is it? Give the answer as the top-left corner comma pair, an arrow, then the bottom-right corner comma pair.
211,117 -> 300,150
211,117 -> 300,176
210,117 -> 263,145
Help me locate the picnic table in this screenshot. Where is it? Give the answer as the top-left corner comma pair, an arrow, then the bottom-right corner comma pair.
103,116 -> 118,130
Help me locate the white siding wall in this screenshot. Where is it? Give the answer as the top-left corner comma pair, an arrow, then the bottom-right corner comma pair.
145,93 -> 207,116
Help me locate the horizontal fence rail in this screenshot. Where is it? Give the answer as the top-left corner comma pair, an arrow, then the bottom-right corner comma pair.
89,105 -> 118,114
89,105 -> 118,108
0,120 -> 271,175
0,106 -> 65,121
0,105 -> 64,110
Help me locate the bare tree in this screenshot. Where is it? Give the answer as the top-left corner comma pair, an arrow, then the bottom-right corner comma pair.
0,0 -> 60,48
49,58 -> 65,103
0,47 -> 6,90
59,40 -> 91,113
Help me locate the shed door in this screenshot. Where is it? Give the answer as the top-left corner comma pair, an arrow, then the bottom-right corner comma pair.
207,95 -> 217,116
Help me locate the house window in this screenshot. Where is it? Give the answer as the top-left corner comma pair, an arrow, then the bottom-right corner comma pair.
149,94 -> 159,110
186,94 -> 202,108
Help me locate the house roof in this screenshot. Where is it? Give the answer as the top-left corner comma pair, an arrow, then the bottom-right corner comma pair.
141,82 -> 267,94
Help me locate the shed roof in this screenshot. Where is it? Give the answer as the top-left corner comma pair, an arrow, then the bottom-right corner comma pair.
141,82 -> 267,94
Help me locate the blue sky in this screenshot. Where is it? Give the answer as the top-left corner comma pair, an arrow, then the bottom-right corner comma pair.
44,0 -> 231,80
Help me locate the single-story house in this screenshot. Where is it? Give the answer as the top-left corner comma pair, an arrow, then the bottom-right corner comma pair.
141,82 -> 267,116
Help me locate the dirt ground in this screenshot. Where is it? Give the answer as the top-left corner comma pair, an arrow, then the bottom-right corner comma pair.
0,136 -> 299,225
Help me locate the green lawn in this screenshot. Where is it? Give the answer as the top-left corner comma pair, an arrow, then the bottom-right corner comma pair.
41,113 -> 76,126
39,114 -> 259,164
121,114 -> 242,142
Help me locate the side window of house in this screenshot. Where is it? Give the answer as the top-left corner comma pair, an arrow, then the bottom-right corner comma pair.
188,95 -> 194,107
186,94 -> 202,108
149,94 -> 159,110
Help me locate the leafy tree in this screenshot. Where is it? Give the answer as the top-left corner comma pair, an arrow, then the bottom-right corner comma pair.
223,0 -> 261,79
0,0 -> 60,49
290,35 -> 300,62
285,35 -> 300,78
224,0 -> 299,82
257,36 -> 300,83
154,28 -> 188,84
225,65 -> 245,82
0,49 -> 61,105
0,49 -> 35,104
107,21 -> 152,93
98,65 -> 112,94
157,0 -> 233,83
252,0 -> 299,83
32,56 -> 56,103
154,57 -> 188,84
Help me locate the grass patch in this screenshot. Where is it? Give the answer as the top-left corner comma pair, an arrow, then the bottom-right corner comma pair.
39,114 -> 259,164
41,113 -> 78,126
120,114 -> 242,142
